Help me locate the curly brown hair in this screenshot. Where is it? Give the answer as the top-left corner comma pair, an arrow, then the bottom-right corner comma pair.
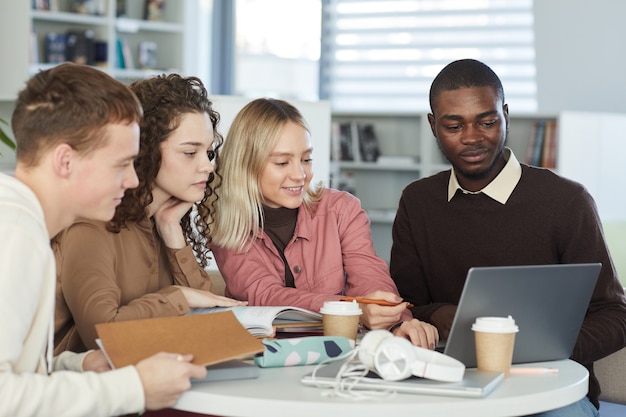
108,74 -> 222,267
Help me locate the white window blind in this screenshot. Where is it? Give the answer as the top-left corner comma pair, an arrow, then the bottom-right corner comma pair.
320,0 -> 536,113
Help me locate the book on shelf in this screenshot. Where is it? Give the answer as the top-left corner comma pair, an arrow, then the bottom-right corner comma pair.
95,310 -> 264,369
548,120 -> 558,168
43,32 -> 67,64
121,38 -> 134,69
526,120 -> 545,167
138,41 -> 157,68
144,0 -> 166,21
65,30 -> 96,66
33,0 -> 58,11
541,120 -> 558,168
356,123 -> 381,162
349,122 -> 361,162
188,305 -> 323,337
331,121 -> 355,161
94,41 -> 108,65
331,121 -> 381,162
330,121 -> 342,161
72,0 -> 106,15
116,0 -> 127,17
41,30 -> 98,66
525,119 -> 557,168
115,38 -> 134,69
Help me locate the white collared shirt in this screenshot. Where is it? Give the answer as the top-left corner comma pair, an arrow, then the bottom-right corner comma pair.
447,147 -> 522,204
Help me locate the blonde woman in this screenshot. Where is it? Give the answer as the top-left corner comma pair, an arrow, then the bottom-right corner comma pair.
210,98 -> 438,349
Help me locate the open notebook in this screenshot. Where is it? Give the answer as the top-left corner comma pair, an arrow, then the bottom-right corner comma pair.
301,360 -> 503,398
188,305 -> 323,337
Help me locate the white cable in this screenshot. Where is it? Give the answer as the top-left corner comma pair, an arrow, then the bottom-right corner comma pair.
309,346 -> 397,400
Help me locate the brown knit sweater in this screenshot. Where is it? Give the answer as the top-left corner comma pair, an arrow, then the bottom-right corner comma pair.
390,164 -> 626,408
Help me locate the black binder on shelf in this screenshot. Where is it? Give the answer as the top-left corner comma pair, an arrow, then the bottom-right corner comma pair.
65,30 -> 95,65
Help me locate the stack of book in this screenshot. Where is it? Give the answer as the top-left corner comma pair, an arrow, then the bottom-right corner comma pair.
525,119 -> 558,168
188,305 -> 323,337
43,30 -> 95,65
331,121 -> 381,162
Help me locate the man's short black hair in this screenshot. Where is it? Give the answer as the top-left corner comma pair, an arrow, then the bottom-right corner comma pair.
429,59 -> 505,114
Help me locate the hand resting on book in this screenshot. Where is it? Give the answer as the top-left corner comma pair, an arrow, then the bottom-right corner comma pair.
176,286 -> 248,309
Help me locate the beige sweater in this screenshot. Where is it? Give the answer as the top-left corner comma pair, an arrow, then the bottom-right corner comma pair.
0,174 -> 144,417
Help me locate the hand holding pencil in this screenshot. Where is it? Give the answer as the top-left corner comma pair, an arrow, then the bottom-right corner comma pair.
342,291 -> 412,333
343,291 -> 437,349
339,296 -> 414,309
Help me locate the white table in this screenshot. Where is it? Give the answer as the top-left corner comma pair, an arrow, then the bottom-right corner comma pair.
174,359 -> 588,417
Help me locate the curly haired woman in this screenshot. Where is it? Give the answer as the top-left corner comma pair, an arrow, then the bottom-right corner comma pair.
53,74 -> 245,354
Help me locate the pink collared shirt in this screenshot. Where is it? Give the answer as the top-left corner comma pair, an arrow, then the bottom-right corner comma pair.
211,188 -> 411,321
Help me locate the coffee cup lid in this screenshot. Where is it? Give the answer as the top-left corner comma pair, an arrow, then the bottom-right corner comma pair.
320,300 -> 362,315
471,315 -> 519,333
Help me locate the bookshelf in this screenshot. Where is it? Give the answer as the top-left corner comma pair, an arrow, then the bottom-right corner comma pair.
0,0 -> 190,100
507,113 -> 560,169
329,112 -> 445,261
330,112 -> 562,262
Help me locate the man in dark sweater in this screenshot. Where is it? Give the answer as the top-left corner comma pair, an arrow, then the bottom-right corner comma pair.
390,58 -> 626,417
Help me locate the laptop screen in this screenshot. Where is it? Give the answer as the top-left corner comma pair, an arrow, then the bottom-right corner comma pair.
442,263 -> 601,367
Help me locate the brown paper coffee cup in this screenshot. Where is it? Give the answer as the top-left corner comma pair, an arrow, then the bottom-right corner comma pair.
472,316 -> 518,377
474,331 -> 516,376
322,314 -> 360,340
320,301 -> 362,340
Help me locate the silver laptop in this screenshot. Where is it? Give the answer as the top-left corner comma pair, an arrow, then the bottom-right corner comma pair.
441,263 -> 601,367
301,359 -> 504,398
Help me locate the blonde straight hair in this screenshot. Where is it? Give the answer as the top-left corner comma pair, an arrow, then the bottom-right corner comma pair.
210,98 -> 324,251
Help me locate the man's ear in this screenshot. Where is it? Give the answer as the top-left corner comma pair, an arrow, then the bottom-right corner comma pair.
51,143 -> 75,178
503,103 -> 510,131
427,113 -> 437,138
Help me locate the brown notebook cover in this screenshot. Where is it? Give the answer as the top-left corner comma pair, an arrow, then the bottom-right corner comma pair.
95,310 -> 264,368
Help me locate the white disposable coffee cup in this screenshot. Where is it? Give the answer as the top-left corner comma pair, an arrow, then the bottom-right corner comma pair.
320,301 -> 362,340
472,316 -> 519,377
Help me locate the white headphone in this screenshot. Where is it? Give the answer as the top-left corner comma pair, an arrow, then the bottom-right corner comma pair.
358,330 -> 465,382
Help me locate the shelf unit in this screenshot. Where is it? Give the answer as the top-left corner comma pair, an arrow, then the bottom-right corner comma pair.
0,0 -> 189,100
330,112 -> 560,262
330,112 -> 441,261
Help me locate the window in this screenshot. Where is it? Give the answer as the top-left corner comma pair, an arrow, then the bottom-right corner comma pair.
320,0 -> 536,112
233,0 -> 322,101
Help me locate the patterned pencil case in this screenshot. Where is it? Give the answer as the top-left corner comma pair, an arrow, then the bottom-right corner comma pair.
253,336 -> 354,368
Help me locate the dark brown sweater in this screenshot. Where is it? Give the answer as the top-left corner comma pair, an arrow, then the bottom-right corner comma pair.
390,164 -> 626,408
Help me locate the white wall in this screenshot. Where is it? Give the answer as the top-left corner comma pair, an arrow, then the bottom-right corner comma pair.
183,0 -> 212,84
0,1 -> 29,101
533,0 -> 626,227
534,0 -> 626,113
558,111 -> 626,222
